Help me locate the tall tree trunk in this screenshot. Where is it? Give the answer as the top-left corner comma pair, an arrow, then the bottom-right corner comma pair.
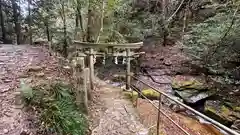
61,0 -> 68,57
86,0 -> 95,43
76,0 -> 84,40
44,21 -> 50,42
74,13 -> 79,40
162,0 -> 167,46
11,0 -> 21,44
75,13 -> 79,28
28,0 -> 32,44
0,0 -> 6,43
96,0 -> 105,43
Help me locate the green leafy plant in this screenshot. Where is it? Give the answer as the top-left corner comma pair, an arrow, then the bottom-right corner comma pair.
20,80 -> 33,101
21,82 -> 88,135
184,6 -> 240,74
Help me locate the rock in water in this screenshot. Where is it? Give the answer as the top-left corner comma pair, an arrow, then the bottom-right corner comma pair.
172,75 -> 215,104
175,89 -> 215,104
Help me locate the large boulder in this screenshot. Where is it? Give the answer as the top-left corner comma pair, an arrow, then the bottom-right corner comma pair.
172,75 -> 208,90
172,75 -> 215,104
204,100 -> 240,126
175,89 -> 215,104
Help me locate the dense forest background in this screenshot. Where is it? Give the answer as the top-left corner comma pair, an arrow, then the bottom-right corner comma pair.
0,0 -> 239,98
1,0 -> 240,134
0,0 -> 240,78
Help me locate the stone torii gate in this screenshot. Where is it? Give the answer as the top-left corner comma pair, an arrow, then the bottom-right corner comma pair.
73,41 -> 143,91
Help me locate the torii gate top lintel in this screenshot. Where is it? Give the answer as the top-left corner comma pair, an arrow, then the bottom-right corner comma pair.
73,40 -> 143,91
73,41 -> 143,49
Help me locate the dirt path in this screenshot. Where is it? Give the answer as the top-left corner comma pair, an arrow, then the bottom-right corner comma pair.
89,79 -> 148,135
0,44 -> 71,135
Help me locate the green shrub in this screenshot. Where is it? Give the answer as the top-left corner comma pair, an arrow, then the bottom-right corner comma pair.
21,82 -> 88,135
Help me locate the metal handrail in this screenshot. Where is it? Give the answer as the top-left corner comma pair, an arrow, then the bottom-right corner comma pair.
131,75 -> 240,135
130,84 -> 191,135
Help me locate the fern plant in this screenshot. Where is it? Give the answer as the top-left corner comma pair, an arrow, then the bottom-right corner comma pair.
21,82 -> 88,135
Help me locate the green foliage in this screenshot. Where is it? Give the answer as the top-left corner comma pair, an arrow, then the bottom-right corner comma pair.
21,82 -> 88,135
184,6 -> 240,72
20,80 -> 33,101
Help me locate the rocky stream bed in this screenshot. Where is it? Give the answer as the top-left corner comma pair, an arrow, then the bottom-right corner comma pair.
95,39 -> 240,134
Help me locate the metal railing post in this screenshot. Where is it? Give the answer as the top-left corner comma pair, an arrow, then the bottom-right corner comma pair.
157,95 -> 161,135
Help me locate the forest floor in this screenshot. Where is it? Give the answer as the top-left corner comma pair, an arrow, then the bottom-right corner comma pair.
0,44 -> 72,135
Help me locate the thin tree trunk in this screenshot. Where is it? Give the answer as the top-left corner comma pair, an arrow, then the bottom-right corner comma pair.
162,0 -> 167,46
75,13 -> 79,40
76,0 -> 84,40
11,0 -> 21,44
75,13 -> 79,28
0,0 -> 6,43
87,9 -> 94,42
61,0 -> 68,57
182,8 -> 187,38
44,21 -> 50,42
28,0 -> 32,45
96,0 -> 105,43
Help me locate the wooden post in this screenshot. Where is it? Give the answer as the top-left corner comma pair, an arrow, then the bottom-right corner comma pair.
126,48 -> 131,90
74,57 -> 85,107
89,48 -> 94,91
102,53 -> 106,65
83,68 -> 89,114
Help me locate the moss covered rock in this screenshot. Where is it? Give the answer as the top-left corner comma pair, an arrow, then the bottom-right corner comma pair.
204,100 -> 240,126
123,91 -> 138,100
123,89 -> 161,100
175,89 -> 215,104
234,107 -> 240,112
172,76 -> 207,90
172,76 -> 215,104
142,89 -> 161,99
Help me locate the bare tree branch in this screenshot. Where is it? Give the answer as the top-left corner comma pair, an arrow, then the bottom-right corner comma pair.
166,0 -> 185,23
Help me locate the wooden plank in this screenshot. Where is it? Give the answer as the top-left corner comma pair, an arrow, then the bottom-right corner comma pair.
89,48 -> 94,92
73,41 -> 143,49
84,51 -> 145,57
126,48 -> 131,90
